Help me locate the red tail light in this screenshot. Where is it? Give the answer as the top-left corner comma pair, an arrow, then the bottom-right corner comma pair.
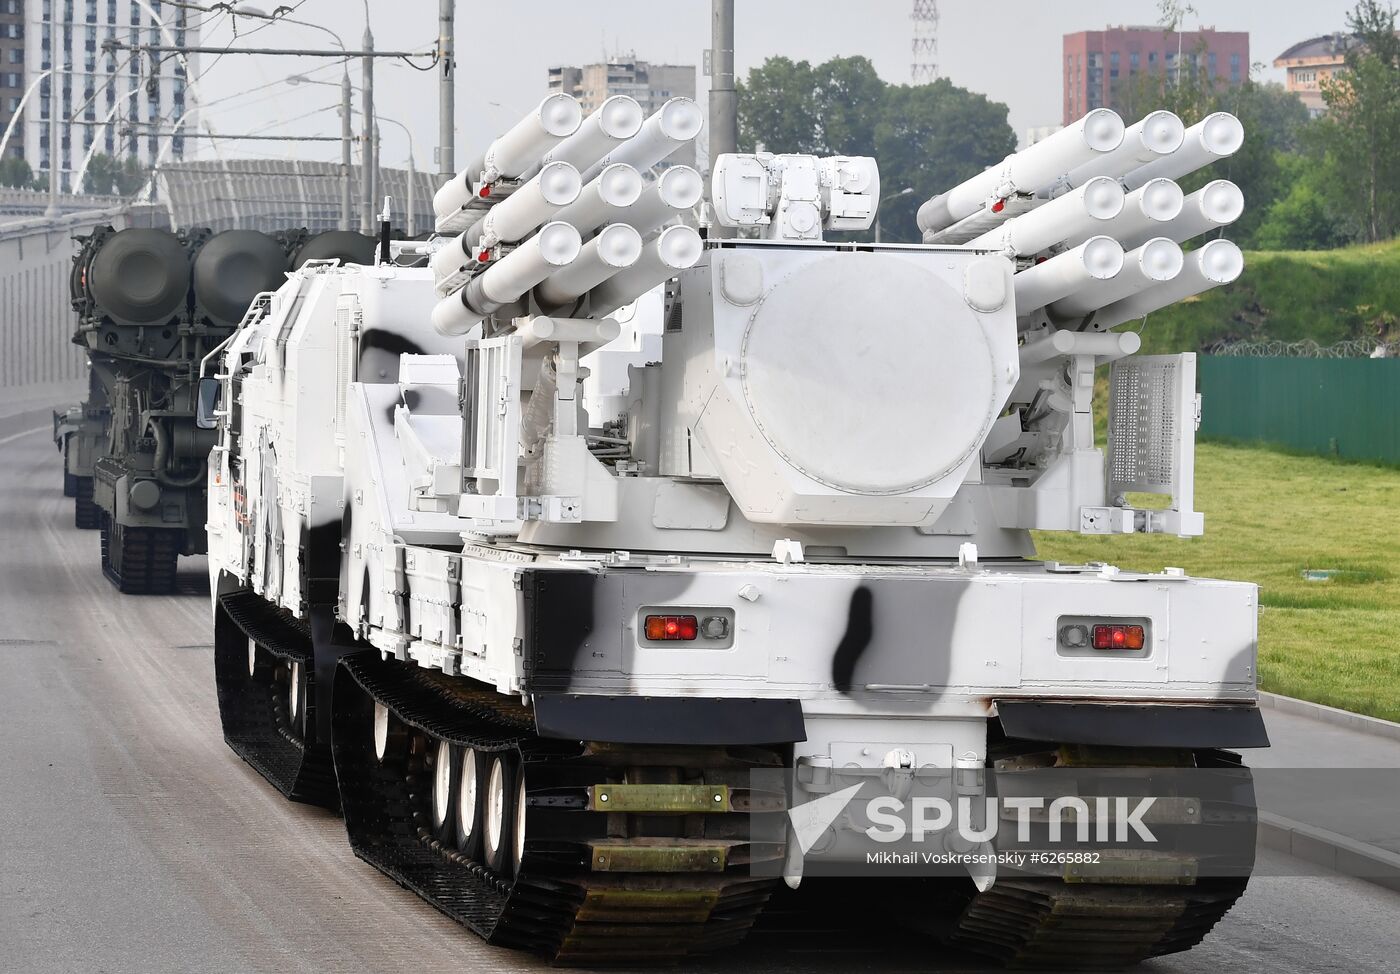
645,615 -> 698,641
1092,624 -> 1145,650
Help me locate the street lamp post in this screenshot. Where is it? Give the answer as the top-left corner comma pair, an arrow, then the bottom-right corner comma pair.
361,7 -> 376,234
289,73 -> 416,234
341,70 -> 354,231
374,115 -> 417,236
289,71 -> 356,232
874,187 -> 915,243
46,4 -> 60,214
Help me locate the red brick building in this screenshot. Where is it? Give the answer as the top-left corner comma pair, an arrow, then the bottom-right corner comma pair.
1063,26 -> 1250,125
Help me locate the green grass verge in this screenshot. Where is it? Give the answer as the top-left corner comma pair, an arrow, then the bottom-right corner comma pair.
1034,441 -> 1400,722
1137,237 -> 1400,354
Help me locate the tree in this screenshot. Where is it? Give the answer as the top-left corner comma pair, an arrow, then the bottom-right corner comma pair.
737,56 -> 1016,242
1313,0 -> 1400,242
873,80 -> 1016,241
1253,154 -> 1349,249
0,155 -> 33,189
83,152 -> 148,196
737,57 -> 822,154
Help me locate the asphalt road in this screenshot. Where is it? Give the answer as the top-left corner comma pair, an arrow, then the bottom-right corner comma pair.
2,425 -> 1398,974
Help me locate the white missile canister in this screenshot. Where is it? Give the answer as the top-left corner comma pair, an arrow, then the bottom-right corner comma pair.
1093,239 -> 1244,328
589,224 -> 703,317
917,108 -> 1124,234
628,165 -> 704,236
554,164 -> 645,234
1123,112 -> 1244,190
477,160 -> 582,247
581,98 -> 704,182
1050,237 -> 1184,320
1013,236 -> 1124,313
1122,179 -> 1245,249
966,176 -> 1124,257
1062,110 -> 1185,187
544,95 -> 644,172
1065,178 -> 1183,249
537,223 -> 644,307
432,222 -> 582,337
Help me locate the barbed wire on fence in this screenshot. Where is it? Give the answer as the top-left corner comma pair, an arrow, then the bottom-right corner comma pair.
1206,338 -> 1400,359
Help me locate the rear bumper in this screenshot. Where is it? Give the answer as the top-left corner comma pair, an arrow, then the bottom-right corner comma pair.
996,700 -> 1270,749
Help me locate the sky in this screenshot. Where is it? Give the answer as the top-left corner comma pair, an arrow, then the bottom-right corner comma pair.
189,0 -> 1364,174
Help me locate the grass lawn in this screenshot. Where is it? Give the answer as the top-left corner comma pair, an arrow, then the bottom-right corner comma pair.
1033,441 -> 1400,722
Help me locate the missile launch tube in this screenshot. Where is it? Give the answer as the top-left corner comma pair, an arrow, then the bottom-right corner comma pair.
537,223 -> 643,307
1062,110 -> 1184,187
917,108 -> 1124,234
553,163 -> 644,234
627,165 -> 704,236
432,162 -> 583,279
1120,179 -> 1244,250
1065,178 -> 1183,249
588,224 -> 703,317
1122,112 -> 1244,190
476,161 -> 582,248
543,95 -> 644,172
1013,236 -> 1124,313
468,93 -> 583,184
432,221 -> 582,336
1050,237 -> 1184,319
433,172 -> 475,221
1092,239 -> 1244,329
965,176 -> 1125,257
581,98 -> 704,182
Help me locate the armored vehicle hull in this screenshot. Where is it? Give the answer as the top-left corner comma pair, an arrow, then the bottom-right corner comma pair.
207,95 -> 1263,969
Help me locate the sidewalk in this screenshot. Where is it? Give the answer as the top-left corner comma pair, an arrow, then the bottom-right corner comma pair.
1245,695 -> 1400,890
0,381 -> 87,438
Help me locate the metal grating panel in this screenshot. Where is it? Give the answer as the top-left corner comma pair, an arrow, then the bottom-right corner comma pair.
464,335 -> 522,490
1108,354 -> 1187,495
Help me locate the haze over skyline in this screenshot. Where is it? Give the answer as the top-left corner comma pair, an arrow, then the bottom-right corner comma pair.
192,0 -> 1362,174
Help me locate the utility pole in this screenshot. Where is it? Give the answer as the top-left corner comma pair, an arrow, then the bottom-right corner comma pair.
708,0 -> 736,169
46,2 -> 61,214
341,69 -> 354,231
438,0 -> 455,178
361,23 -> 376,233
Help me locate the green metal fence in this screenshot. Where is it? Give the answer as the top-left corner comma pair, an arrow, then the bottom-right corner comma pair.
1197,356 -> 1400,463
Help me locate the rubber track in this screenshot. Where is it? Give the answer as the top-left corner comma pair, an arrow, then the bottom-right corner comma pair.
332,652 -> 782,966
944,748 -> 1253,969
101,519 -> 178,594
214,591 -> 339,807
73,476 -> 100,530
946,875 -> 1247,970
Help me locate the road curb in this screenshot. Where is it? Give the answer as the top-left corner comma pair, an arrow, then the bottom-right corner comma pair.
1258,811 -> 1400,894
1259,691 -> 1400,743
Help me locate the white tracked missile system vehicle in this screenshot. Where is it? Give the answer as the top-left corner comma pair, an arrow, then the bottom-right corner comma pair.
206,96 -> 1265,968
64,226 -> 376,593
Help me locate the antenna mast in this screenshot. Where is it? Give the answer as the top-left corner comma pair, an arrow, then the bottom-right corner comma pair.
911,0 -> 939,84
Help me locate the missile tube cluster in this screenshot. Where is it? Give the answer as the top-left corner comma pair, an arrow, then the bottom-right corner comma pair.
918,106 -> 1246,328
430,94 -> 705,338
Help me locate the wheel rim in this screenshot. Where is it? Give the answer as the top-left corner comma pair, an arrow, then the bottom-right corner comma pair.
288,661 -> 301,720
372,701 -> 390,762
512,769 -> 526,873
458,749 -> 479,845
486,757 -> 506,861
247,637 -> 258,678
431,739 -> 453,829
